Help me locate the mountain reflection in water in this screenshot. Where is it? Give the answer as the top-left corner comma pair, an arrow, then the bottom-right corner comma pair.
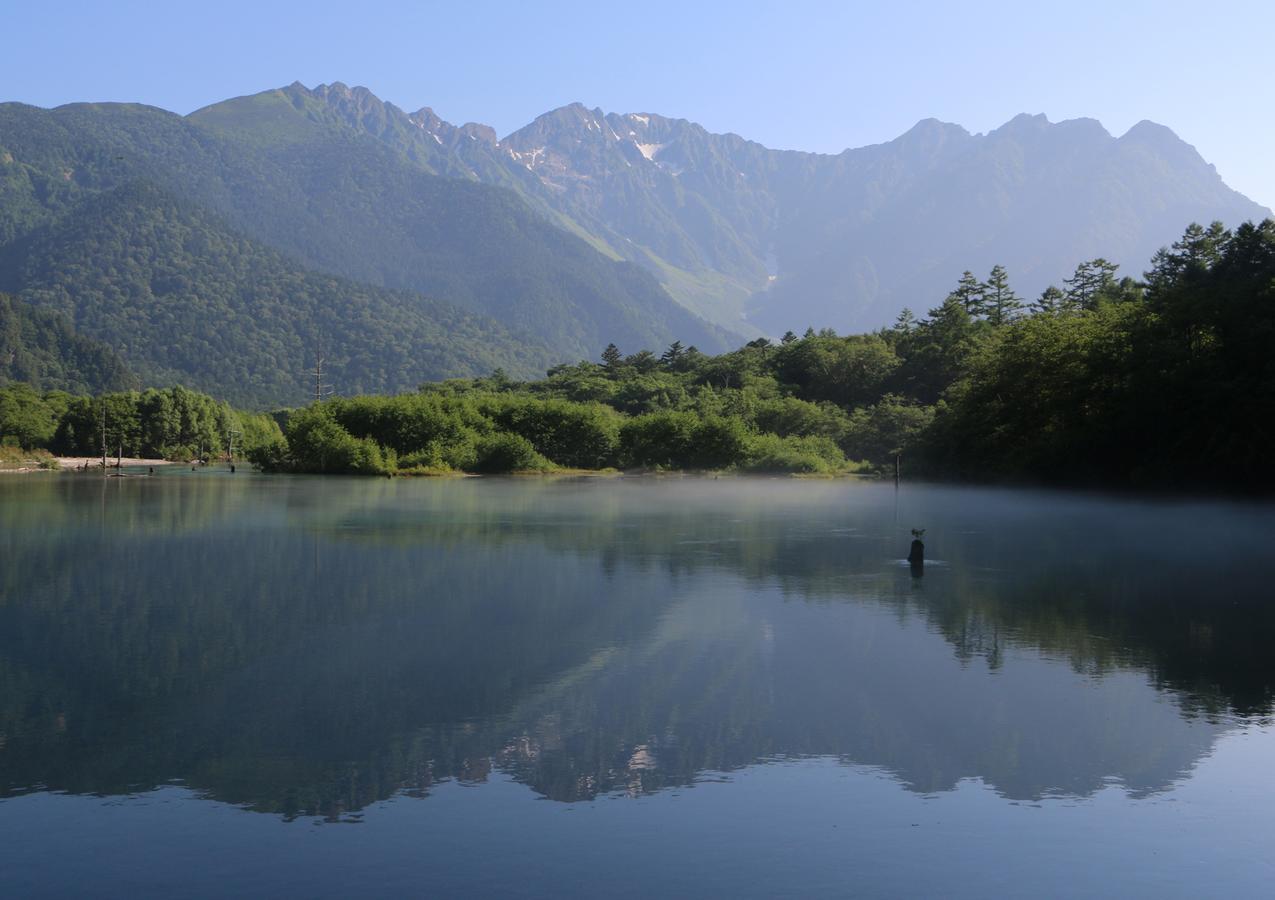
0,474 -> 1271,821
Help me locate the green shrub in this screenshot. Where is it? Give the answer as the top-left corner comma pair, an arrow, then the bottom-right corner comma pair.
620,411 -> 699,468
620,412 -> 749,470
397,445 -> 451,472
247,436 -> 291,472
841,395 -> 935,465
284,407 -> 393,474
469,432 -> 553,473
751,396 -> 850,441
482,395 -> 620,468
742,433 -> 847,474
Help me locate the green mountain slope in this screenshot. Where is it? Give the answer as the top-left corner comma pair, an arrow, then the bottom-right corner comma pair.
0,293 -> 132,393
0,182 -> 553,406
196,85 -> 770,337
0,98 -> 728,363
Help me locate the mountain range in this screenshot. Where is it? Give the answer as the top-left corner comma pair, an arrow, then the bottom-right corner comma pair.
0,81 -> 1268,404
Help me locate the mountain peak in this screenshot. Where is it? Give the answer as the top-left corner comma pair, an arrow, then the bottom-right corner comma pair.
903,117 -> 969,137
986,114 -> 1111,147
502,102 -> 616,150
410,106 -> 449,130
1118,118 -> 1213,174
888,118 -> 971,156
544,101 -> 589,119
1121,119 -> 1184,146
310,81 -> 384,107
1001,112 -> 1050,131
459,122 -> 498,146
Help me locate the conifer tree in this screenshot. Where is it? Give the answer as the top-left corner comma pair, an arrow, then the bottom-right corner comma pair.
660,341 -> 685,366
1063,259 -> 1119,310
1033,286 -> 1066,314
1146,221 -> 1231,298
948,270 -> 988,318
983,265 -> 1023,325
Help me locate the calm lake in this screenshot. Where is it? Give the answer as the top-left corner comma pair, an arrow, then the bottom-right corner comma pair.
1,473 -> 1273,897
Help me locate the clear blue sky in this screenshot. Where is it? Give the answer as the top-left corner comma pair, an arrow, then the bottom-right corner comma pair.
4,0 -> 1272,207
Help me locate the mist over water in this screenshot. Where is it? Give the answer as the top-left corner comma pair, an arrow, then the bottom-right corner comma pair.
1,474 -> 1272,895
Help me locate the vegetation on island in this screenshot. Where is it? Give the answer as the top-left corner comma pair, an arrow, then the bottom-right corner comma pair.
2,220 -> 1271,489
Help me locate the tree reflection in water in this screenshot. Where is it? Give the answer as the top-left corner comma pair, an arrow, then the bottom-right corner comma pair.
0,474 -> 1271,819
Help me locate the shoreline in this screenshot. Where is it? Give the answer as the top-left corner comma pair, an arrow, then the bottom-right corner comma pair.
0,456 -> 181,474
56,457 -> 180,471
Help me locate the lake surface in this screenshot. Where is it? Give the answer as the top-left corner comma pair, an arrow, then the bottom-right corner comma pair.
1,472 -> 1273,897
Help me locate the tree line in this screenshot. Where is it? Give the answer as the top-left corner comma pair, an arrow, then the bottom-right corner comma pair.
251,219 -> 1272,487
0,383 -> 281,462
4,219 -> 1271,489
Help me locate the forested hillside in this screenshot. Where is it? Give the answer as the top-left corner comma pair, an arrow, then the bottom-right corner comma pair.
0,97 -> 728,369
0,182 -> 552,406
0,293 -> 132,393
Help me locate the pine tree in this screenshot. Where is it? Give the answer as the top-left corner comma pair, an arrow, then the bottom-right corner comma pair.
983,265 -> 1023,326
660,341 -> 685,366
1145,221 -> 1231,298
781,330 -> 798,345
1033,286 -> 1066,314
893,308 -> 917,333
601,343 -> 623,368
947,270 -> 987,318
1063,259 -> 1120,310
626,349 -> 658,373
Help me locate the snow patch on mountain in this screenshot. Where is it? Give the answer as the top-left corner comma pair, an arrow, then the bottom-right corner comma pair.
636,142 -> 665,161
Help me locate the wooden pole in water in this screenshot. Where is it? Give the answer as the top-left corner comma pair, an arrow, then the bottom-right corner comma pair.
100,398 -> 107,473
894,453 -> 901,488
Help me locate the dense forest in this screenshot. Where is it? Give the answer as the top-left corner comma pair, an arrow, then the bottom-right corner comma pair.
1,293 -> 132,393
3,220 -> 1271,491
0,184 -> 554,404
0,382 -> 280,462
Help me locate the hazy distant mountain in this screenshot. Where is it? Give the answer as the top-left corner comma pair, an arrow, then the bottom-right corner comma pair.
0,93 -> 729,399
256,84 -> 1266,334
0,82 -> 1268,401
